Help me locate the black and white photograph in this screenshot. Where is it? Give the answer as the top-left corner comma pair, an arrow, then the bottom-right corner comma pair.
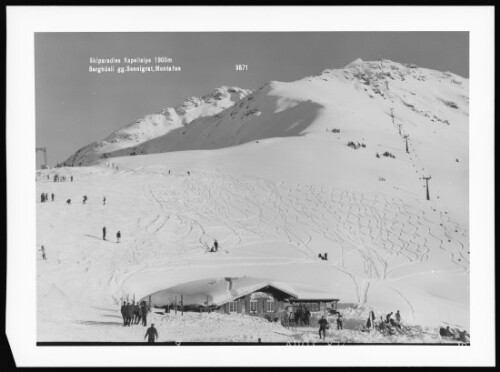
6,5 -> 495,367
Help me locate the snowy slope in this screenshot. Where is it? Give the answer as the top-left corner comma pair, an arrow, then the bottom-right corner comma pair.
39,59 -> 469,342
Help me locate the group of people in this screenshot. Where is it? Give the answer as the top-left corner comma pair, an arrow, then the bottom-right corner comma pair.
439,326 -> 470,343
52,174 -> 72,182
65,195 -> 107,206
286,305 -> 312,327
103,227 -> 121,243
120,300 -> 160,343
120,300 -> 151,327
40,193 -> 55,203
105,162 -> 119,171
364,310 -> 404,335
318,253 -> 328,261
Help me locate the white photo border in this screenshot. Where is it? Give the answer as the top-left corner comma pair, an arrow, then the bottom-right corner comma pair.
6,5 -> 495,367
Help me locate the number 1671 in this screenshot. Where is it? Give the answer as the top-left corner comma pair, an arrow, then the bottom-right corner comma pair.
235,64 -> 248,71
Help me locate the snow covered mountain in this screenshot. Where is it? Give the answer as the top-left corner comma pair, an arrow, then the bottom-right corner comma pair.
63,86 -> 252,166
63,59 -> 468,168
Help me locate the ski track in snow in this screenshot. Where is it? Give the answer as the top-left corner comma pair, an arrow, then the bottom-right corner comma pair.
169,169 -> 466,282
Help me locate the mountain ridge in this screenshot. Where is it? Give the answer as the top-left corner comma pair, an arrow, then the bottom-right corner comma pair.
62,59 -> 468,166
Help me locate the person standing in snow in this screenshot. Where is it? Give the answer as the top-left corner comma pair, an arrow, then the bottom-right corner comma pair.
120,301 -> 127,326
103,196 -> 106,206
116,231 -> 121,243
132,302 -> 141,324
40,245 -> 46,260
304,307 -> 311,326
395,310 -> 401,325
318,315 -> 329,340
41,193 -> 45,203
187,171 -> 190,176
140,301 -> 148,326
82,195 -> 88,204
103,226 -> 107,241
66,199 -> 71,205
213,239 -> 218,252
126,302 -> 135,326
144,323 -> 158,343
71,175 -> 73,182
336,313 -> 343,330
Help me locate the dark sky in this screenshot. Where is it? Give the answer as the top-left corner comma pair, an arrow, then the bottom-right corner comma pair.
35,32 -> 468,167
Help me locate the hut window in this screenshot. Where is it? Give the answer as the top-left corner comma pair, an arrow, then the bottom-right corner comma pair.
309,302 -> 320,312
229,301 -> 238,313
267,301 -> 275,312
250,300 -> 257,313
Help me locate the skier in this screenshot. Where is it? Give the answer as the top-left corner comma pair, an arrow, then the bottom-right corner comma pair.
395,310 -> 401,325
116,231 -> 121,243
83,195 -> 88,204
324,253 -> 328,260
168,170 -> 171,175
144,324 -> 158,343
66,199 -> 71,205
212,239 -> 219,252
71,175 -> 73,182
51,193 -> 55,202
336,313 -> 343,330
187,171 -> 190,176
386,312 -> 393,323
41,193 -> 45,203
103,226 -> 107,241
40,245 -> 46,260
103,196 -> 106,206
366,316 -> 372,330
318,315 -> 329,340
